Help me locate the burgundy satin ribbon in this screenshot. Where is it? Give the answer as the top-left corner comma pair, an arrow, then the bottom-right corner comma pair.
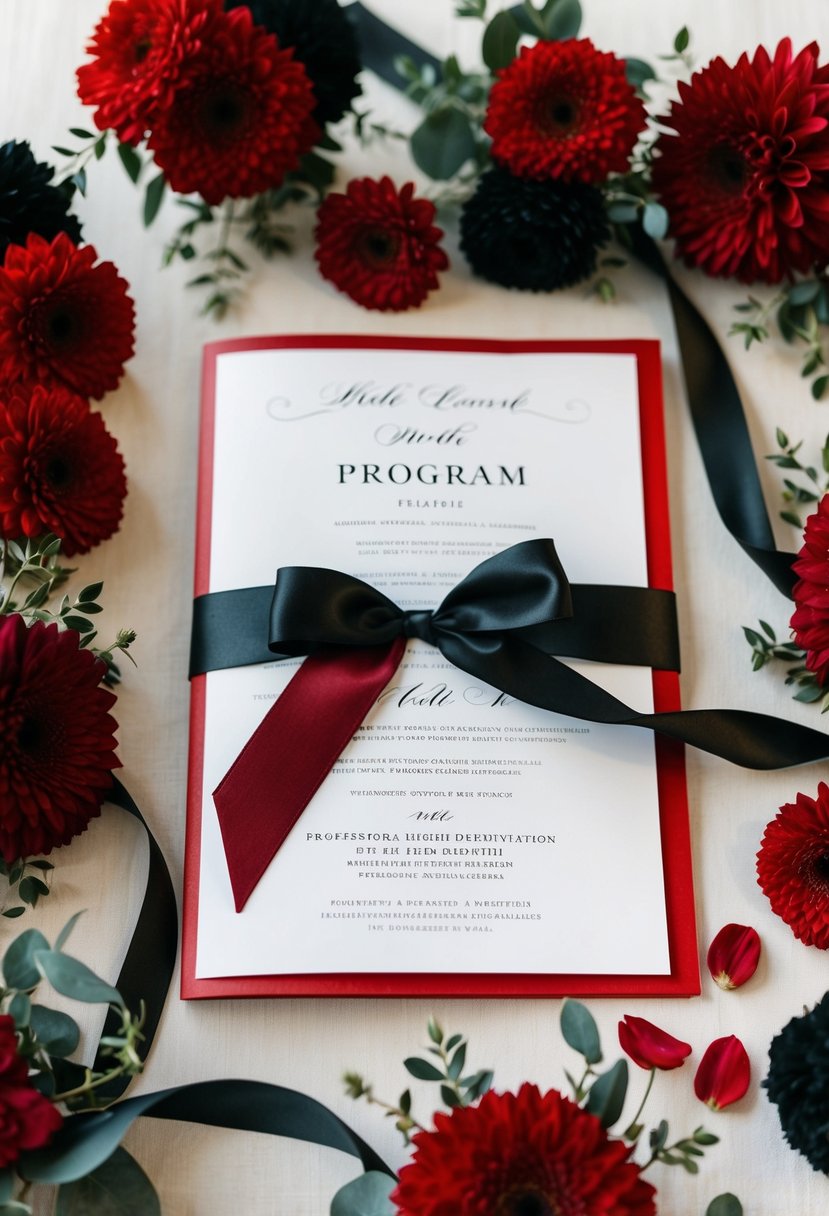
214,639 -> 404,912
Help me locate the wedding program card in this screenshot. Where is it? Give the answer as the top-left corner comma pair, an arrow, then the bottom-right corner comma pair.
182,336 -> 698,998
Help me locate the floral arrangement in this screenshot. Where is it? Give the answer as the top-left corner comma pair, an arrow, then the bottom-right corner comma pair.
51,0 -> 829,393
335,1004 -> 746,1216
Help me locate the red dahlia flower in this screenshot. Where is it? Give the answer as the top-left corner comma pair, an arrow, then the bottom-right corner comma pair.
757,783 -> 829,949
314,177 -> 448,311
0,1016 -> 62,1167
652,39 -> 829,283
0,233 -> 135,401
77,0 -> 221,145
146,3 -> 318,206
0,615 -> 120,863
791,494 -> 829,685
391,1083 -> 656,1216
706,923 -> 761,990
618,1015 -> 692,1071
484,39 -> 647,184
694,1035 -> 751,1110
0,386 -> 127,556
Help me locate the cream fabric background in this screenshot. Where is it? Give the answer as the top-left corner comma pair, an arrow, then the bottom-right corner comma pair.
3,1 -> 829,1211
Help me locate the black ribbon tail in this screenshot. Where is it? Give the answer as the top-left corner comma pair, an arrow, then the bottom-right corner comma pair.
348,1 -> 441,86
629,229 -> 797,599
442,634 -> 829,771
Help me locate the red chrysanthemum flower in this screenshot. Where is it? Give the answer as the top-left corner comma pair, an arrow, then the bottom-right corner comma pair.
0,386 -> 127,556
791,494 -> 829,684
77,0 -> 221,145
391,1083 -> 656,1216
314,176 -> 448,311
0,615 -> 120,863
757,783 -> 829,949
0,233 -> 135,401
483,39 -> 647,184
146,3 -> 318,206
652,39 -> 829,283
0,1016 -> 62,1167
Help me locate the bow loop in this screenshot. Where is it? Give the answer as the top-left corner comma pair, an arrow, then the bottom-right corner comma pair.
435,538 -> 573,633
268,567 -> 402,655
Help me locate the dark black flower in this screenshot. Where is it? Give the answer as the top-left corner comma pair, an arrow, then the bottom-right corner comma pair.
0,141 -> 81,264
459,167 -> 609,292
226,0 -> 362,125
765,991 -> 829,1173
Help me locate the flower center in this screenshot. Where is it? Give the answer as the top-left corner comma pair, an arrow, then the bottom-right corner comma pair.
496,1186 -> 557,1216
708,144 -> 750,194
811,852 -> 829,882
17,716 -> 43,754
203,86 -> 250,138
538,94 -> 579,136
132,37 -> 151,65
356,228 -> 401,268
45,455 -> 72,490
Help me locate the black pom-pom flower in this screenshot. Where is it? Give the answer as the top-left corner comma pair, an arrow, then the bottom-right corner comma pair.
459,167 -> 609,292
765,991 -> 829,1173
0,141 -> 82,264
226,0 -> 362,125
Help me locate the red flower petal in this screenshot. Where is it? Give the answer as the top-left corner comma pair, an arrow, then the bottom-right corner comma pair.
484,38 -> 646,184
757,782 -> 829,948
145,4 -> 318,205
0,233 -> 134,401
653,40 -> 829,283
694,1036 -> 751,1110
0,385 -> 127,556
314,176 -> 448,312
618,1015 -> 692,1071
706,923 -> 761,990
0,615 -> 120,863
392,1083 -> 656,1216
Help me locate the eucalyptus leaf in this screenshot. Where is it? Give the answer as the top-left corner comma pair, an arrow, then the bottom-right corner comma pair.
35,950 -> 123,1007
788,280 -> 821,306
448,1042 -> 466,1080
403,1057 -> 444,1082
0,1172 -> 13,1203
8,992 -> 30,1029
585,1059 -> 628,1128
143,173 -> 166,227
706,1195 -> 743,1216
410,107 -> 476,180
541,0 -> 582,40
625,58 -> 656,89
2,928 -> 50,990
30,1006 -> 81,1058
560,1000 -> 602,1064
55,912 -> 85,953
117,144 -> 142,184
482,10 -> 520,72
56,1147 -> 161,1216
642,202 -> 669,240
331,1171 -> 396,1216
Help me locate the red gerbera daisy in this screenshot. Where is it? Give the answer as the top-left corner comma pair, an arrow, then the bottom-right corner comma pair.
391,1083 -> 656,1216
0,386 -> 127,556
77,0 -> 221,145
757,783 -> 829,949
0,1016 -> 62,1167
790,494 -> 829,685
146,3 -> 318,206
652,39 -> 829,283
483,39 -> 647,184
0,615 -> 120,863
314,176 -> 448,311
0,233 -> 135,401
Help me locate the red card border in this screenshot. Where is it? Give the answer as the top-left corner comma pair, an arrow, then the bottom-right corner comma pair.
182,335 -> 699,999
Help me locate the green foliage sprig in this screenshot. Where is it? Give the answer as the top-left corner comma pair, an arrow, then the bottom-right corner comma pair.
337,1004 -> 735,1216
731,277 -> 829,400
765,427 -> 829,528
0,860 -> 54,921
